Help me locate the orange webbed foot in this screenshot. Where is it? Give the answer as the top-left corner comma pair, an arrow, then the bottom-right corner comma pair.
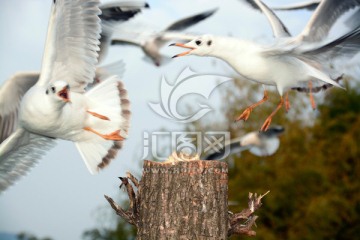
235,108 -> 252,122
260,118 -> 272,132
84,127 -> 125,141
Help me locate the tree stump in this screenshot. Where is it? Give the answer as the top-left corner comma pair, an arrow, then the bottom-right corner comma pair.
138,160 -> 228,239
105,157 -> 268,239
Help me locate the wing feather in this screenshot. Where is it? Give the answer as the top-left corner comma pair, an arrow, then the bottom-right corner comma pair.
0,72 -> 39,143
36,0 -> 101,92
164,8 -> 218,31
0,128 -> 56,193
298,0 -> 360,42
243,0 -> 291,38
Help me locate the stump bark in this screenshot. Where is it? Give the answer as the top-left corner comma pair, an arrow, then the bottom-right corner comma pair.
138,160 -> 228,239
105,159 -> 268,239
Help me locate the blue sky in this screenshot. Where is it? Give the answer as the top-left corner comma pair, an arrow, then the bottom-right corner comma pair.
0,0 -> 348,239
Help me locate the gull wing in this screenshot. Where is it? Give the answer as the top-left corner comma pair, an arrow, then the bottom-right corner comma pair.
98,1 -> 149,63
111,37 -> 142,47
243,0 -> 291,38
0,72 -> 39,144
202,139 -> 250,161
155,31 -> 200,49
164,8 -> 218,31
301,26 -> 360,60
297,0 -> 360,42
36,0 -> 102,93
0,128 -> 56,193
272,0 -> 320,11
99,1 -> 149,21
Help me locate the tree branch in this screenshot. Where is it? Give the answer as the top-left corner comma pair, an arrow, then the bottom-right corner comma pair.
228,191 -> 269,237
104,195 -> 136,226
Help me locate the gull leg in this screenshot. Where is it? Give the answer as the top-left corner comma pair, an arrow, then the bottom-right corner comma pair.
285,92 -> 290,113
87,110 -> 110,121
260,97 -> 284,132
235,89 -> 269,121
84,127 -> 124,141
308,81 -> 316,110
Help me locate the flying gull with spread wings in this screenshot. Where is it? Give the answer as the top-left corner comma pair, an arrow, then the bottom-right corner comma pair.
203,126 -> 284,160
0,1 -> 146,145
171,0 -> 360,131
0,0 -> 131,193
111,8 -> 218,66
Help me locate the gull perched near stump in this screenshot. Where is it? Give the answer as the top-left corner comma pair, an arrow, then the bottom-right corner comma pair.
0,0 -> 131,193
171,0 -> 360,131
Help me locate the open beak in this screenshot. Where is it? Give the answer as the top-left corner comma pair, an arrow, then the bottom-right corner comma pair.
169,43 -> 195,58
58,86 -> 71,103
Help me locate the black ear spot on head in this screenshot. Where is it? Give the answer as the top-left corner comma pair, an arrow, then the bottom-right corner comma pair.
46,89 -> 49,95
53,0 -> 56,4
195,40 -> 202,46
207,40 -> 212,46
51,86 -> 56,93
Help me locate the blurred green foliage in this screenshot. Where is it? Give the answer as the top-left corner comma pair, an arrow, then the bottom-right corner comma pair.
17,232 -> 52,240
82,218 -> 136,240
225,81 -> 360,240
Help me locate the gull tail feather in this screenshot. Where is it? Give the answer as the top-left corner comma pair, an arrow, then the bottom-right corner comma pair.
303,62 -> 344,89
76,76 -> 130,174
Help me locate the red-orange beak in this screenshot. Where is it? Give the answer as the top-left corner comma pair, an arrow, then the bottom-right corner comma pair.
170,43 -> 195,58
58,86 -> 71,103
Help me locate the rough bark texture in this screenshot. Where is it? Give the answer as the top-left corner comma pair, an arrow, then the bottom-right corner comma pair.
137,160 -> 228,239
105,159 -> 267,239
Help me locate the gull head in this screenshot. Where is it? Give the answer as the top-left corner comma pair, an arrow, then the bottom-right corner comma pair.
46,81 -> 71,103
170,35 -> 215,57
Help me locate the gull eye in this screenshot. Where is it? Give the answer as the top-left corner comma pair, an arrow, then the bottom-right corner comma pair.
51,86 -> 56,93
207,40 -> 212,46
195,40 -> 202,46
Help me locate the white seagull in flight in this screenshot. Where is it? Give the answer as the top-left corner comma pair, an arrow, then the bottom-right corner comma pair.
203,126 -> 284,160
111,8 -> 218,66
0,0 -> 131,193
171,0 -> 360,131
0,1 -> 147,145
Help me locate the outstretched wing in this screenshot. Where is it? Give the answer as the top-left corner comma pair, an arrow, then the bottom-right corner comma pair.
0,72 -> 39,144
164,8 -> 218,31
98,1 -> 149,63
99,1 -> 149,21
111,38 -> 142,47
36,0 -> 102,93
243,0 -> 291,38
0,128 -> 56,193
297,0 -> 360,42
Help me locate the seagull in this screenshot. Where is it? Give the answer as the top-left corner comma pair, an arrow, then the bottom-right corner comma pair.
0,0 -> 131,193
203,126 -> 284,160
111,8 -> 218,66
0,1 -> 146,144
171,0 -> 360,131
